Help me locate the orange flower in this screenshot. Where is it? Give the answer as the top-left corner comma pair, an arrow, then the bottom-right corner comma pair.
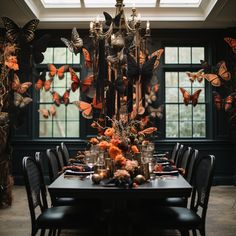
110,138 -> 121,146
131,145 -> 139,154
89,138 -> 99,145
98,141 -> 110,150
138,127 -> 157,135
5,56 -> 19,70
115,154 -> 126,166
109,145 -> 122,159
104,127 -> 115,137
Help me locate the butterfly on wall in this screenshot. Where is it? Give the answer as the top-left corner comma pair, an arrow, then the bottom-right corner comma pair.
202,60 -> 231,87
186,69 -> 204,83
148,105 -> 164,119
82,48 -> 92,68
51,89 -> 71,106
38,105 -> 56,119
145,84 -> 159,105
69,68 -> 93,92
179,87 -> 202,107
212,91 -> 236,112
48,64 -> 69,80
11,73 -> 32,94
224,37 -> 236,54
1,17 -> 39,43
14,92 -> 32,108
73,96 -> 102,119
35,70 -> 53,91
103,11 -> 122,27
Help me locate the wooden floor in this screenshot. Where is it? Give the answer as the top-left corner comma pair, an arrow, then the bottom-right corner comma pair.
0,186 -> 236,235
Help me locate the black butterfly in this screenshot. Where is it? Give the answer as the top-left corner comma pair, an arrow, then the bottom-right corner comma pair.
61,27 -> 83,55
103,11 -> 122,27
1,17 -> 39,43
31,34 -> 51,64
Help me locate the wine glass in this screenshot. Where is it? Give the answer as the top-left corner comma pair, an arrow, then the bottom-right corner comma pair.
85,152 -> 96,178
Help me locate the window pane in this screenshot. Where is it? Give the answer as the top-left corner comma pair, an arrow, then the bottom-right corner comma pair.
67,122 -> 80,137
165,88 -> 178,103
39,121 -> 52,137
42,48 -> 53,64
166,121 -> 178,137
193,105 -> 205,120
179,72 -> 191,88
192,47 -> 204,64
54,48 -> 67,64
193,121 -> 205,137
40,90 -> 52,103
165,72 -> 178,87
166,105 -> 178,121
179,47 -> 191,64
179,105 -> 192,121
53,73 -> 67,88
54,106 -> 66,121
192,78 -> 205,88
180,121 -> 192,137
53,121 -> 66,137
67,104 -> 80,120
165,47 -> 178,64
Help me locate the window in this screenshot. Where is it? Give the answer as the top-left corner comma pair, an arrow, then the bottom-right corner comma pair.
36,47 -> 81,138
164,46 -> 206,138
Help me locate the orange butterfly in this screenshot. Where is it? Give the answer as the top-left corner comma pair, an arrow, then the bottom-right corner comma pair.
186,69 -> 204,83
202,60 -> 231,86
179,87 -> 202,107
12,74 -> 32,94
213,92 -> 236,112
73,96 -> 102,119
38,105 -> 56,119
51,89 -> 71,106
82,48 -> 92,68
35,70 -> 52,91
48,64 -> 69,79
5,55 -> 19,70
224,37 -> 236,54
69,68 -> 93,92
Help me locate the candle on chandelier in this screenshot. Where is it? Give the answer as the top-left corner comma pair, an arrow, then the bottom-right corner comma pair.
146,21 -> 150,30
96,15 -> 100,23
137,13 -> 141,22
90,21 -> 94,30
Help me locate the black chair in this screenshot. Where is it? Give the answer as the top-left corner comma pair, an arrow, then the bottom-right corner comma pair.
46,149 -> 60,182
23,156 -> 98,236
131,155 -> 215,236
170,142 -> 180,162
186,149 -> 199,185
174,144 -> 184,167
60,142 -> 70,166
56,146 -> 65,171
178,146 -> 192,178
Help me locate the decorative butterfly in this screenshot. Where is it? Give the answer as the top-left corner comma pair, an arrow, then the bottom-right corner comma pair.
212,91 -> 236,112
48,64 -> 69,79
35,70 -> 53,91
73,96 -> 102,119
179,87 -> 202,107
38,105 -> 56,119
1,17 -> 39,43
224,37 -> 236,54
148,105 -> 164,119
31,34 -> 51,64
145,84 -> 159,105
103,11 -> 122,27
14,92 -> 32,108
82,48 -> 92,68
69,68 -> 93,92
202,61 -> 231,87
11,74 -> 32,94
51,89 -> 71,106
186,69 -> 204,83
61,27 -> 83,55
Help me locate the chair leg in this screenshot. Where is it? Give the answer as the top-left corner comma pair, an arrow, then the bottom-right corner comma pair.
57,229 -> 61,236
48,229 -> 53,236
180,230 -> 190,236
199,228 -> 206,236
192,229 -> 197,236
40,229 -> 46,236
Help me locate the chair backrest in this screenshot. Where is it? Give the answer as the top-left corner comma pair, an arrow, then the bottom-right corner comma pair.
170,142 -> 180,161
186,149 -> 199,184
46,149 -> 60,182
56,146 -> 65,171
178,146 -> 192,178
61,142 -> 70,166
190,155 -> 215,224
22,156 -> 48,228
174,144 -> 184,167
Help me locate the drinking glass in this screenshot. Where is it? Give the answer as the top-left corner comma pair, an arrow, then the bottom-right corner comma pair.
85,152 -> 96,178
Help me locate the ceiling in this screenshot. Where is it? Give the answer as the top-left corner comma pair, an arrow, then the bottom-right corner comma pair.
0,0 -> 236,29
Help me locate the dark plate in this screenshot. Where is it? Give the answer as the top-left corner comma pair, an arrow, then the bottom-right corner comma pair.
153,170 -> 179,175
64,170 -> 94,175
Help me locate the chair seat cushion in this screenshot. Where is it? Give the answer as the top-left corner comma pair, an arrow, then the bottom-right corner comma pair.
55,197 -> 80,206
158,197 -> 187,207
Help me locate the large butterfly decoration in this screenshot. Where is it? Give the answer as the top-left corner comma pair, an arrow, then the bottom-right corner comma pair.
1,17 -> 39,43
202,60 -> 231,87
212,91 -> 236,112
224,37 -> 236,54
103,11 -> 122,27
14,92 -> 32,108
35,70 -> 53,91
148,105 -> 164,119
186,69 -> 204,83
179,87 -> 202,107
51,89 -> 71,106
69,68 -> 93,92
11,74 -> 32,94
48,64 -> 69,80
38,105 -> 56,119
73,96 -> 102,119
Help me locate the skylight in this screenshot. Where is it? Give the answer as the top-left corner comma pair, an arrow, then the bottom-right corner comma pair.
41,0 -> 81,8
160,0 -> 201,7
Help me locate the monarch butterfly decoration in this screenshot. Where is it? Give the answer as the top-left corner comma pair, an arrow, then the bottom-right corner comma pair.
14,92 -> 33,108
224,37 -> 236,54
38,105 -> 56,119
73,96 -> 102,119
35,70 -> 53,91
186,69 -> 205,83
179,87 -> 202,107
148,105 -> 164,119
11,74 -> 32,94
48,64 -> 69,80
212,91 -> 236,112
51,89 -> 71,106
1,17 -> 39,43
202,60 -> 231,87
